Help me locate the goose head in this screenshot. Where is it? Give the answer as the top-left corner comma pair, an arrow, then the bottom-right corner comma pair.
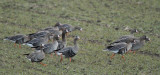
74,36 -> 80,40
74,26 -> 83,31
130,29 -> 138,34
140,35 -> 150,41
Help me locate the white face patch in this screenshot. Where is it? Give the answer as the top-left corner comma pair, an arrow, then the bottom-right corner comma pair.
80,28 -> 82,31
42,44 -> 45,46
58,35 -> 60,37
66,30 -> 69,32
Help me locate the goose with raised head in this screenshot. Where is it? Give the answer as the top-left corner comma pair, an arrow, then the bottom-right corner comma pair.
56,29 -> 69,51
57,36 -> 80,62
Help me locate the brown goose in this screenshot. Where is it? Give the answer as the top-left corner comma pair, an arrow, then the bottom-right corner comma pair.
104,38 -> 135,61
23,45 -> 46,66
57,36 -> 80,62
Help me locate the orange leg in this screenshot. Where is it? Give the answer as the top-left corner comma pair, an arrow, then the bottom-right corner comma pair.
40,62 -> 47,66
110,53 -> 115,59
133,51 -> 135,54
54,51 -> 57,56
32,62 -> 35,66
69,58 -> 72,62
50,53 -> 53,57
129,50 -> 132,52
14,43 -> 16,47
60,54 -> 63,62
19,44 -> 21,48
121,55 -> 125,61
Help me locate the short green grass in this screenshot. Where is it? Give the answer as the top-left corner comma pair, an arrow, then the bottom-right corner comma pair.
0,0 -> 160,75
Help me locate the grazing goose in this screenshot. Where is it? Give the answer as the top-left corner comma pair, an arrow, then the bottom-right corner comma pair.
28,31 -> 51,40
4,34 -> 30,48
24,45 -> 46,66
43,26 -> 59,31
26,34 -> 50,47
42,35 -> 59,56
46,29 -> 63,35
55,22 -> 82,32
119,29 -> 138,39
109,29 -> 138,45
130,35 -> 150,54
103,39 -> 135,61
57,36 -> 80,62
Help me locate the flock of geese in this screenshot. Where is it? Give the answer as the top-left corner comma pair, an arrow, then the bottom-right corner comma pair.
4,22 -> 150,66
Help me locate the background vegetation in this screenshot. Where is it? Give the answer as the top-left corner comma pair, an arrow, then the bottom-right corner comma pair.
0,0 -> 160,75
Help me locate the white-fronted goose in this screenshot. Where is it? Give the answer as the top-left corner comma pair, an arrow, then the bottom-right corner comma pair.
24,45 -> 46,66
55,22 -> 82,32
28,31 -> 51,40
103,39 -> 135,60
26,34 -> 50,47
130,35 -> 150,54
56,29 -> 68,51
4,34 -> 30,48
119,29 -> 138,39
42,35 -> 59,56
57,36 -> 80,62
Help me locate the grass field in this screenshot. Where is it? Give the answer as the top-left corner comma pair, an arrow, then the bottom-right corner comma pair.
0,0 -> 160,75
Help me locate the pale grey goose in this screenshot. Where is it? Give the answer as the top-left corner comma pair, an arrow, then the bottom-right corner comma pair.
103,38 -> 135,60
42,35 -> 59,56
57,36 -> 80,62
56,29 -> 69,51
23,45 -> 46,66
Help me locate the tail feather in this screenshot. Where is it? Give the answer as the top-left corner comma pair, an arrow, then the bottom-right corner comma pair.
56,52 -> 62,55
26,43 -> 33,47
23,54 -> 29,55
103,49 -> 109,51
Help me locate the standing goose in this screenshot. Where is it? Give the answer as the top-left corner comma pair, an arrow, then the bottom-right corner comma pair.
131,35 -> 150,54
26,34 -> 50,47
57,36 -> 80,62
103,39 -> 135,61
56,29 -> 69,51
23,45 -> 46,66
42,35 -> 59,56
